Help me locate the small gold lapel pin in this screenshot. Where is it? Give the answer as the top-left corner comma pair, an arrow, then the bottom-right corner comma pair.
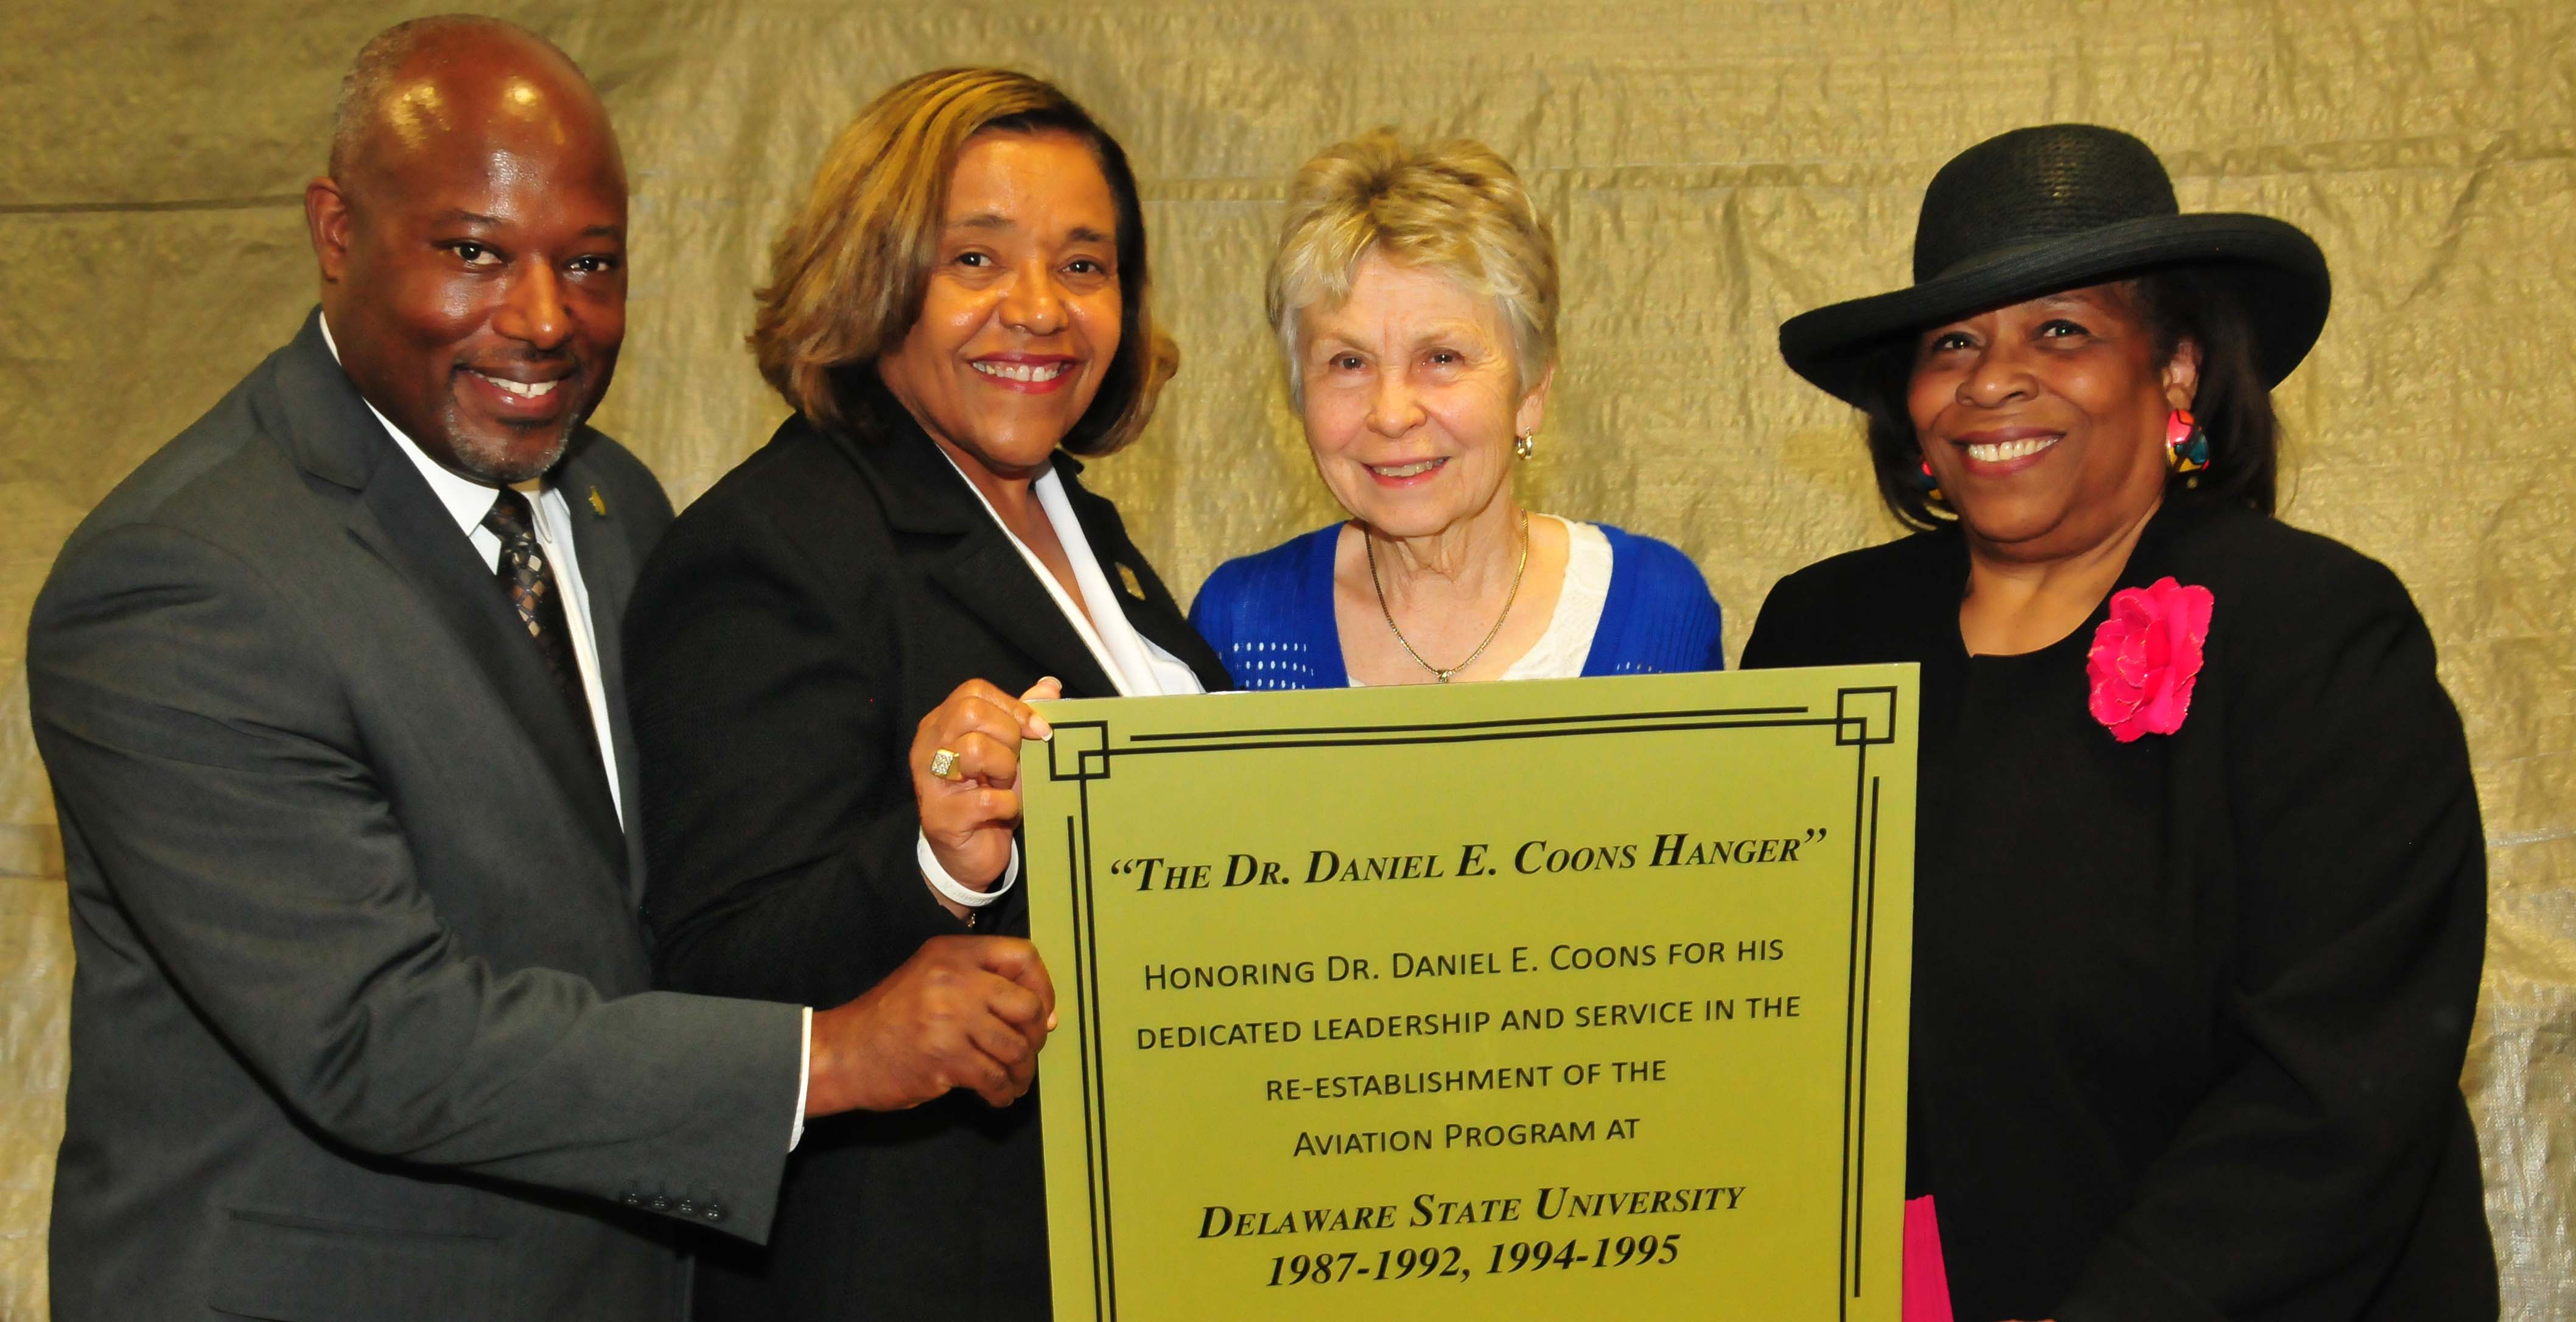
587,486 -> 608,517
1116,563 -> 1145,598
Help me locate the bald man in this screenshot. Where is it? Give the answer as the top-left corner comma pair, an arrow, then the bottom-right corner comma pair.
30,17 -> 1053,1320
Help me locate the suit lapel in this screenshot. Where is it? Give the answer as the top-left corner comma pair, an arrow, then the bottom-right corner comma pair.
274,313 -> 629,877
833,418 -> 1121,699
1054,463 -> 1233,691
552,442 -> 649,890
926,534 -> 1122,699
821,387 -> 1230,696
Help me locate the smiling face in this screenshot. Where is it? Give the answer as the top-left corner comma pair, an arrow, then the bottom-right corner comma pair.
1295,252 -> 1550,540
309,35 -> 627,485
1908,283 -> 2199,562
877,128 -> 1124,480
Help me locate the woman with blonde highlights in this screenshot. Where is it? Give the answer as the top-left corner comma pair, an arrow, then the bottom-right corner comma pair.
1191,131 -> 1722,687
624,68 -> 1227,1319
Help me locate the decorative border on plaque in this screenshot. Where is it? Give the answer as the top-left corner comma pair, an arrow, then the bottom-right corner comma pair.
1038,690 -> 1901,1320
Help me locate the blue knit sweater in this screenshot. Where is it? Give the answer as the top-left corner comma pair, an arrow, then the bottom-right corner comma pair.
1189,522 -> 1726,690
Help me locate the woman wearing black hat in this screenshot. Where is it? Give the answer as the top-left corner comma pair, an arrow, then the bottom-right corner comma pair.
1746,125 -> 2494,1320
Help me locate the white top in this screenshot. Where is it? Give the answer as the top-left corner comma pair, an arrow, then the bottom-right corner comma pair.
1353,515 -> 1612,685
1502,517 -> 1612,680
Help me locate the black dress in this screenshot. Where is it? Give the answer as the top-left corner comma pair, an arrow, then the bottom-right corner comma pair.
623,391 -> 1231,1320
1741,500 -> 2494,1322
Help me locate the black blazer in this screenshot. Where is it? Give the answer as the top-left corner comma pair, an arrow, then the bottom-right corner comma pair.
625,403 -> 1229,1320
1741,500 -> 2494,1322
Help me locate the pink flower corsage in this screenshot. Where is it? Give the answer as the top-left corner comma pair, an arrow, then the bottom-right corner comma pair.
2085,576 -> 2214,742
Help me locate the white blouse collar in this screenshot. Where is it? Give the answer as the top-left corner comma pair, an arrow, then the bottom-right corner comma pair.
934,449 -> 1203,699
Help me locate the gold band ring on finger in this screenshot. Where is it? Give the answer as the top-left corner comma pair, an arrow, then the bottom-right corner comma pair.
928,747 -> 962,780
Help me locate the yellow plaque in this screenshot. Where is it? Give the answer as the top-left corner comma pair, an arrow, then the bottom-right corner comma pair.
1026,666 -> 1917,1320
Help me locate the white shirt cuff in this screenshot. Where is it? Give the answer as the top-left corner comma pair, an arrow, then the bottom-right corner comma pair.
918,831 -> 1020,909
790,1005 -> 812,1151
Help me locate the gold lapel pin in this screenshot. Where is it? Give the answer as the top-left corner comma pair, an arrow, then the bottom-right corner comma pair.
587,486 -> 608,517
1116,563 -> 1145,598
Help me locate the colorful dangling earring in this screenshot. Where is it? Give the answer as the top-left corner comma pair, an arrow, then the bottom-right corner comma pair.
2166,408 -> 2210,476
1909,456 -> 1944,505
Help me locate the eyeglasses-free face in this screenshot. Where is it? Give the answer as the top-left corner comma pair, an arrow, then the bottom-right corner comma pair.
1295,251 -> 1550,546
878,128 -> 1125,482
1908,282 -> 2200,564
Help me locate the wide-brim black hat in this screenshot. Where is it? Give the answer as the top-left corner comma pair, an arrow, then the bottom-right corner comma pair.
1779,124 -> 2331,407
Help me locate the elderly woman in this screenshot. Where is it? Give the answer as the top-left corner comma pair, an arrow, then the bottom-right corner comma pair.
1745,125 -> 2494,1320
623,69 -> 1228,1318
1189,131 -> 1722,685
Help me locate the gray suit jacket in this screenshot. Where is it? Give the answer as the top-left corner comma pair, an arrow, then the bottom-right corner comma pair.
29,312 -> 804,1321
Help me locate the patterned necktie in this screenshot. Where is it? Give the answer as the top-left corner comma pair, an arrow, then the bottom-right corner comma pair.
482,488 -> 602,758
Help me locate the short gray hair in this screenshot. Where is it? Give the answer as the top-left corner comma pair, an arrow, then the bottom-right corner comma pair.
1265,130 -> 1560,399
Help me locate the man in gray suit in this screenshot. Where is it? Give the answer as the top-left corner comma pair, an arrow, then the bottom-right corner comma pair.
29,16 -> 1055,1320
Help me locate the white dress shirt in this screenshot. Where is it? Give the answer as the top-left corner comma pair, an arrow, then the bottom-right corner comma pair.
316,318 -> 622,818
319,317 -> 811,1150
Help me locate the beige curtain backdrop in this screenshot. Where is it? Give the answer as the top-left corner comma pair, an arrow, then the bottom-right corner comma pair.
3,1 -> 2569,1315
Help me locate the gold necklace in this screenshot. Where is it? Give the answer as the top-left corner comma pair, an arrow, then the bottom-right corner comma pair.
1365,510 -> 1530,683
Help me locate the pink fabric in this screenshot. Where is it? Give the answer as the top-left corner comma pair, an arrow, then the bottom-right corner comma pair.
1903,1195 -> 1956,1322
2085,576 -> 2215,742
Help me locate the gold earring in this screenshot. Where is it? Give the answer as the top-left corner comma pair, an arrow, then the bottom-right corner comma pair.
1513,432 -> 1536,460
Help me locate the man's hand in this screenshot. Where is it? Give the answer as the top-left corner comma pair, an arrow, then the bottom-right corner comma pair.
805,936 -> 1057,1113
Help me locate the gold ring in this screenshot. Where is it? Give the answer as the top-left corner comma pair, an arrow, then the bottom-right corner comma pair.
928,747 -> 961,780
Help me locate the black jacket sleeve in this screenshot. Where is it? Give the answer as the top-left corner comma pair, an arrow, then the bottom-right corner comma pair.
2059,552 -> 2491,1321
624,482 -> 974,1010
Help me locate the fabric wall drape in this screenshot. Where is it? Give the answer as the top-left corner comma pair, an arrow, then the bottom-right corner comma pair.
3,2 -> 2567,1315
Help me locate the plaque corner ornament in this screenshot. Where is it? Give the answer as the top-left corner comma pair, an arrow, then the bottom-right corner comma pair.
1047,720 -> 1116,783
1834,685 -> 1900,747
